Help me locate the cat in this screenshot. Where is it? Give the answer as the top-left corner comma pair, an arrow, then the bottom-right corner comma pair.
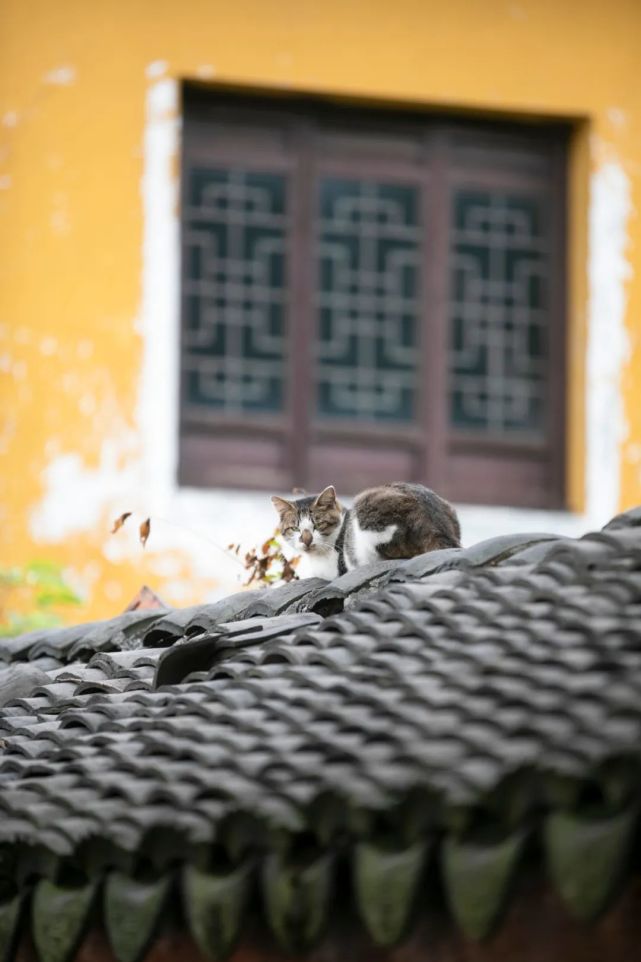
271,482 -> 461,581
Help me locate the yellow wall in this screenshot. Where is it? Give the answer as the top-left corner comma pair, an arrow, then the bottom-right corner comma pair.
1,0 -> 640,621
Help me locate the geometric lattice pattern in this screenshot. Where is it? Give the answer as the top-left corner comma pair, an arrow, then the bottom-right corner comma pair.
316,178 -> 420,421
449,190 -> 549,435
182,168 -> 288,413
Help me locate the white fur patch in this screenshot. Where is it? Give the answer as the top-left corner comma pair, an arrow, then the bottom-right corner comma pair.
298,550 -> 340,581
347,519 -> 397,571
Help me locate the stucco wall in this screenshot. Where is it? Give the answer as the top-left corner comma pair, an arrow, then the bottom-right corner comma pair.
1,0 -> 640,619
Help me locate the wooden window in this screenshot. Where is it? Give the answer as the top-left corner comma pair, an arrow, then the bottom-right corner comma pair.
179,87 -> 567,508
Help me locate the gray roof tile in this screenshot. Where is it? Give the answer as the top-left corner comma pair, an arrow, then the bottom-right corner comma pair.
2,511 -> 641,951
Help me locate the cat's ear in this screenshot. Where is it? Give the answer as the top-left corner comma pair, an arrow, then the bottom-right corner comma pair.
313,485 -> 337,509
271,495 -> 294,517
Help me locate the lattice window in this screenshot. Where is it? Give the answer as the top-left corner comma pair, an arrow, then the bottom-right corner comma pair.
316,178 -> 420,422
183,168 -> 288,414
180,89 -> 567,507
449,191 -> 548,436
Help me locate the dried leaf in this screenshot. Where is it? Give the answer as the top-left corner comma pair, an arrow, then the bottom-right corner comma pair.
281,554 -> 300,583
139,518 -> 151,548
238,528 -> 300,588
111,512 -> 132,534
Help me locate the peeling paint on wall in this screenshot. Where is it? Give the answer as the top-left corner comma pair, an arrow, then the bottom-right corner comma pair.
133,76 -> 292,592
29,439 -> 138,543
146,61 -> 168,79
586,159 -> 632,526
137,76 -> 181,515
607,107 -> 627,130
42,65 -> 76,86
26,75 -> 267,599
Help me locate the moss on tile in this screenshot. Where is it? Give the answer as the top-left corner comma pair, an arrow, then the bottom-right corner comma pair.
442,830 -> 526,939
545,806 -> 638,920
183,860 -> 252,960
353,840 -> 428,946
262,851 -> 333,951
104,872 -> 170,962
32,880 -> 97,962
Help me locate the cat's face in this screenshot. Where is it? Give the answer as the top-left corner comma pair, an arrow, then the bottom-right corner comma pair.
271,486 -> 343,556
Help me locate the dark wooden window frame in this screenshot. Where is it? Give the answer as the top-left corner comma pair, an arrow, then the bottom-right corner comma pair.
179,86 -> 568,508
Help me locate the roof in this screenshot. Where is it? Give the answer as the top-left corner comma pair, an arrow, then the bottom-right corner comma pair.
2,508 -> 641,960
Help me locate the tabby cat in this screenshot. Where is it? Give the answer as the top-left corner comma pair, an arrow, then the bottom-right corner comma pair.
271,482 -> 461,580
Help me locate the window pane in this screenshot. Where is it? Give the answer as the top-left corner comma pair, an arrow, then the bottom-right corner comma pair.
315,178 -> 420,422
449,190 -> 548,436
182,168 -> 287,414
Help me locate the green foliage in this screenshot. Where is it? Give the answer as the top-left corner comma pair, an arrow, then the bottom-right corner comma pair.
0,561 -> 81,637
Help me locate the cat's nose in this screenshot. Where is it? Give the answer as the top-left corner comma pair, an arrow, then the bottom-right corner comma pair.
301,530 -> 313,547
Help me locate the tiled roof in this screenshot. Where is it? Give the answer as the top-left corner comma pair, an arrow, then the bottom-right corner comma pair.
1,510 -> 641,960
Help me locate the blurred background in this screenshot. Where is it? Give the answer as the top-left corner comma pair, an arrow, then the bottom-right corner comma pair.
1,0 -> 640,628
